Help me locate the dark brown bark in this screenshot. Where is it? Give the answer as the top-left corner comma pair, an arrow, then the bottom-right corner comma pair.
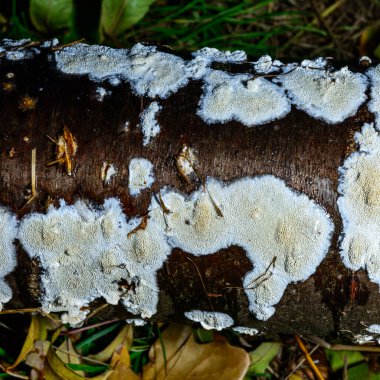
0,40 -> 378,339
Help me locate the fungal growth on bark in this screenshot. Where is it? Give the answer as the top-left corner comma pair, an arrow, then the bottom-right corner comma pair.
275,65 -> 368,123
0,38 -> 380,336
338,123 -> 380,285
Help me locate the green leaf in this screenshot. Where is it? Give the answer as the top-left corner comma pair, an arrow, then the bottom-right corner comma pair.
247,342 -> 281,376
193,328 -> 214,343
29,0 -> 74,33
325,349 -> 364,372
340,362 -> 380,380
100,0 -> 156,41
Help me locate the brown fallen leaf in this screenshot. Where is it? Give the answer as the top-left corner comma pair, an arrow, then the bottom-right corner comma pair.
142,324 -> 249,380
109,345 -> 140,380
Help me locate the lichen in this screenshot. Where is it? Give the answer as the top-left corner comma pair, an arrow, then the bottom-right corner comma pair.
338,123 -> 380,285
275,66 -> 368,123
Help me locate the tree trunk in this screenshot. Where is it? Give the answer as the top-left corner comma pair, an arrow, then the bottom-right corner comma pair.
0,39 -> 379,340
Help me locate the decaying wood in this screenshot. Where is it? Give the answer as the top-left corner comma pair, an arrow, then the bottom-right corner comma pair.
0,39 -> 379,341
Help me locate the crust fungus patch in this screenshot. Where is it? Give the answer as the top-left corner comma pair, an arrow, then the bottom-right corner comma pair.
338,123 -> 380,285
0,39 -> 40,61
55,43 -> 207,99
232,326 -> 259,335
192,47 -> 247,63
367,65 -> 380,130
275,66 -> 368,123
139,102 -> 161,146
0,207 -> 18,309
160,176 -> 333,320
18,198 -> 171,325
128,158 -> 155,196
184,310 -> 234,330
197,70 -> 291,127
12,173 -> 333,326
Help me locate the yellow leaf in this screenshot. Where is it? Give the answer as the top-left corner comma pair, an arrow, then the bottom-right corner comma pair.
6,314 -> 48,370
89,324 -> 133,363
56,338 -> 84,377
45,345 -> 85,380
142,324 -> 249,380
108,345 -> 140,380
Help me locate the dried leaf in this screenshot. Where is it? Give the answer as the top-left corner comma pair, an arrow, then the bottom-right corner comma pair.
108,345 -> 139,380
25,340 -> 50,371
142,324 -> 249,380
45,345 -> 85,380
56,338 -> 84,377
89,324 -> 133,363
6,315 -> 48,370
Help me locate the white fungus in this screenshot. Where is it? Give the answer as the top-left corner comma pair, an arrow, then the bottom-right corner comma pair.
367,65 -> 380,130
253,55 -> 283,74
159,176 -> 333,320
54,43 -> 130,81
55,43 -> 204,99
184,310 -> 234,330
232,326 -> 259,336
338,123 -> 380,285
139,102 -> 161,146
18,198 -> 171,325
125,318 -> 147,326
128,158 -> 155,196
366,324 -> 380,334
95,87 -> 111,102
13,173 -> 333,325
192,47 -> 247,63
198,70 -> 291,127
0,207 -> 18,309
275,66 -> 368,123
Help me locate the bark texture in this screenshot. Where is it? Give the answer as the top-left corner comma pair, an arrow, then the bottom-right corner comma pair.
0,39 -> 379,340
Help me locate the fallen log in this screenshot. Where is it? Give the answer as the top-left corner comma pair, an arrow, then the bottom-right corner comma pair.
0,38 -> 379,341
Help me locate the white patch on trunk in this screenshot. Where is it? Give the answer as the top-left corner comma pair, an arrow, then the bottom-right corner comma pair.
338,123 -> 380,285
128,158 -> 155,196
197,70 -> 291,127
275,66 -> 367,123
232,326 -> 259,335
367,65 -> 380,130
192,47 -> 247,63
14,175 -> 332,326
139,102 -> 161,146
0,207 -> 18,309
184,310 -> 234,330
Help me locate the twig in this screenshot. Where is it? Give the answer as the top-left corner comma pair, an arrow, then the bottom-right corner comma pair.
52,346 -> 111,367
186,257 -> 214,311
285,344 -> 320,380
19,148 -> 37,210
295,335 -> 325,380
64,318 -> 120,336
